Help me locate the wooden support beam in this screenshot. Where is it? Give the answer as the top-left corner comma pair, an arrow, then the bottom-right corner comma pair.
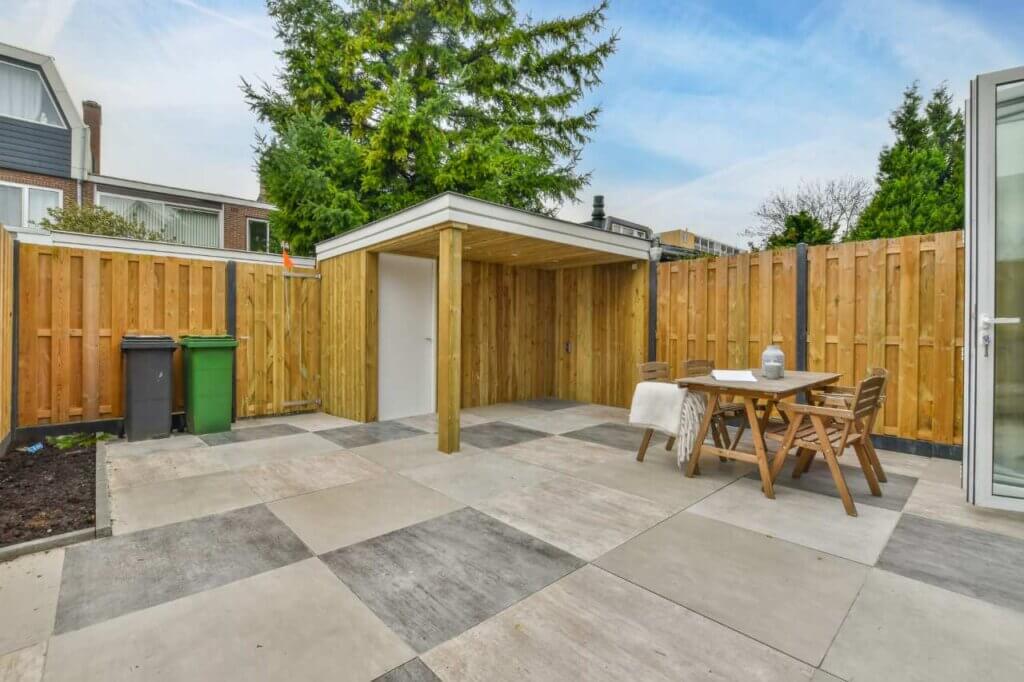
437,226 -> 464,453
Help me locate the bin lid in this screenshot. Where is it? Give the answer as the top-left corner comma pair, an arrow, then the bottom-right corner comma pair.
179,335 -> 239,349
121,335 -> 178,351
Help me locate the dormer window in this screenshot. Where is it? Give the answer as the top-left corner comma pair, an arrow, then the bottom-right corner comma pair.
0,60 -> 64,128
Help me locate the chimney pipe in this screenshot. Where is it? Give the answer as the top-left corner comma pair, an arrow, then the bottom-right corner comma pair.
82,100 -> 101,174
591,195 -> 605,225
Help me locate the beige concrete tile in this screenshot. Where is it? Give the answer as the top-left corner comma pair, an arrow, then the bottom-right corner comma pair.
872,448 -> 929,479
423,565 -> 815,681
267,474 -> 463,554
104,434 -> 206,459
212,432 -> 343,470
353,434 -> 480,472
920,457 -> 963,487
495,435 -> 630,475
476,475 -> 673,561
811,670 -> 844,682
904,478 -> 1024,541
688,478 -> 901,565
560,403 -> 630,423
822,569 -> 1024,682
461,403 -> 542,421
43,559 -> 415,682
0,549 -> 63,656
110,471 -> 262,534
597,512 -> 869,665
240,450 -> 385,502
402,452 -> 557,505
395,412 -> 491,433
0,642 -> 46,682
106,448 -> 225,490
239,412 -> 359,432
505,412 -> 608,435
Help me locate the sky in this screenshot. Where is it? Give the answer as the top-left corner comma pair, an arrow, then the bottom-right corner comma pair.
2,0 -> 1022,247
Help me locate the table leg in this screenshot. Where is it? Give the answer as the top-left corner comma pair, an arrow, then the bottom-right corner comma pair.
743,396 -> 775,499
685,392 -> 719,478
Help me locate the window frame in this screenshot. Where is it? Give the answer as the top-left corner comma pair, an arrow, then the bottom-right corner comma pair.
0,179 -> 63,228
96,190 -> 224,248
246,217 -> 271,253
0,60 -> 67,129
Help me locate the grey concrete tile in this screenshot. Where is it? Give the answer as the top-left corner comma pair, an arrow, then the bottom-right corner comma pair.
423,565 -> 815,681
904,478 -> 1024,541
106,447 -> 225,490
688,478 -> 901,565
747,457 -> 918,512
104,433 -> 205,459
562,421 -> 669,452
237,412 -> 359,432
322,508 -> 583,653
920,457 -> 962,486
516,398 -> 583,411
353,434 -> 481,472
316,420 -> 426,449
267,473 -> 463,554
0,642 -> 46,682
44,559 -> 414,682
560,403 -> 630,423
201,422 -> 306,446
476,475 -> 674,560
494,435 -> 630,475
459,421 -> 549,449
402,451 -> 557,505
877,513 -> 1024,612
505,411 -> 608,435
0,549 -> 63,656
54,504 -> 311,635
597,512 -> 868,665
822,569 -> 1024,682
240,450 -> 385,502
374,658 -> 440,682
394,412 -> 490,434
461,403 -> 544,421
811,670 -> 845,682
110,470 -> 262,534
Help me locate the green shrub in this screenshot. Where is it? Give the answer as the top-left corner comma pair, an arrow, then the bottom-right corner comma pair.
38,204 -> 167,241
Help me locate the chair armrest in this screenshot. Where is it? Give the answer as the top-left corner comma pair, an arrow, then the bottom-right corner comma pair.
779,402 -> 854,421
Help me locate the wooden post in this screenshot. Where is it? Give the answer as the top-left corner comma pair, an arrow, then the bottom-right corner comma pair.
437,226 -> 464,453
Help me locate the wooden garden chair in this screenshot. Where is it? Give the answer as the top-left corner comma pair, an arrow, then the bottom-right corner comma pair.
635,362 -> 678,461
768,373 -> 887,516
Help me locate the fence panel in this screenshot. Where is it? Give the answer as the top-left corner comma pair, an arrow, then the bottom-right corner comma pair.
0,227 -> 13,443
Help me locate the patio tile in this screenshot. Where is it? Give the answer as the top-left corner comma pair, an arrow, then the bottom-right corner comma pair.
240,450 -> 386,502
560,403 -> 630,423
103,433 -> 206,459
402,451 -> 557,505
873,447 -> 930,479
747,457 -> 918,512
461,402 -> 544,421
919,457 -> 963,486
687,478 -> 901,565
267,473 -> 463,554
810,671 -> 844,682
903,478 -> 1024,541
494,435 -> 629,474
394,412 -> 490,434
516,398 -> 583,411
505,411 -> 608,435
459,421 -> 549,449
237,412 -> 359,432
45,558 -> 414,682
106,447 -> 225,490
476,475 -> 673,560
822,569 -> 1024,682
54,504 -> 311,635
353,434 -> 480,472
321,508 -> 582,653
561,421 -> 669,453
211,432 -> 342,470
200,422 -> 306,446
877,513 -> 1024,612
374,658 -> 440,682
423,565 -> 815,682
110,470 -> 262,534
596,512 -> 868,665
316,420 -> 426,449
0,549 -> 63,656
0,642 -> 46,682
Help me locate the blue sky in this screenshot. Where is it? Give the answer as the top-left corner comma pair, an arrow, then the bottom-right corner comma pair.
2,0 -> 1022,246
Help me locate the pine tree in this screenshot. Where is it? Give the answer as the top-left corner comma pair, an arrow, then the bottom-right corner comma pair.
847,83 -> 964,241
244,0 -> 617,254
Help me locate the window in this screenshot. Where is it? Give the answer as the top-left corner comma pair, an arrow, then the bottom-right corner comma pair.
248,218 -> 269,252
98,193 -> 220,247
0,182 -> 61,228
0,60 -> 64,127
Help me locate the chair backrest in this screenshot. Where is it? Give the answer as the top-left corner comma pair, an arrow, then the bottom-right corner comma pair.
683,359 -> 714,377
638,361 -> 670,382
851,373 -> 887,422
866,367 -> 888,405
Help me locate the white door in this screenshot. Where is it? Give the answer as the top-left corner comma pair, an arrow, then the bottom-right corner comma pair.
966,66 -> 1024,510
378,253 -> 436,421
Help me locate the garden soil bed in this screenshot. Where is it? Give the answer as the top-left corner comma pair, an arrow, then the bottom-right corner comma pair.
0,442 -> 95,547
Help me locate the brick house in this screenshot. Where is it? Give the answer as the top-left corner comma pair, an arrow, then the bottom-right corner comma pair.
0,42 -> 274,251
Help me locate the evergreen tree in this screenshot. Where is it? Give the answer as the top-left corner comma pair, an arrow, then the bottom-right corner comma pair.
764,210 -> 836,249
848,83 -> 964,241
245,0 -> 617,254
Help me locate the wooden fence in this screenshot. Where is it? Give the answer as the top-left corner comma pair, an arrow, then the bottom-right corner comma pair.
657,231 -> 964,445
0,227 -> 13,444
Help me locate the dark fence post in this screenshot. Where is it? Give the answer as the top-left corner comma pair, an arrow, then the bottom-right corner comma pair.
226,261 -> 237,422
648,260 -> 658,361
795,242 -> 808,373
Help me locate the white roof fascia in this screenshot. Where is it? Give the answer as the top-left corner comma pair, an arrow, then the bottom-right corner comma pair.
89,174 -> 274,211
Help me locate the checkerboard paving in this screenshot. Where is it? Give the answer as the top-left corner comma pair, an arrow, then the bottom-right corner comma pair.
3,404 -> 1024,681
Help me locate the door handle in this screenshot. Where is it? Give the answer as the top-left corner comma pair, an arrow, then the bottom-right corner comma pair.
980,315 -> 1021,330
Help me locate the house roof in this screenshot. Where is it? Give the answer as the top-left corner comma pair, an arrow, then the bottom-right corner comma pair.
90,174 -> 273,211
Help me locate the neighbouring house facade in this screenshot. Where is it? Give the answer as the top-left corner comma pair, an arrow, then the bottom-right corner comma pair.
658,228 -> 742,256
0,42 -> 274,252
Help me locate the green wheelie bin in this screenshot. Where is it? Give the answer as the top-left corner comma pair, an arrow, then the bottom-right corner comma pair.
179,335 -> 238,434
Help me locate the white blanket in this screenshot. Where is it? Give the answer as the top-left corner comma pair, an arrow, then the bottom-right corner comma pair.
628,382 -> 706,468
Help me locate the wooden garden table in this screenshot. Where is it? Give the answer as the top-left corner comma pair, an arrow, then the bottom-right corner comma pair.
677,370 -> 841,499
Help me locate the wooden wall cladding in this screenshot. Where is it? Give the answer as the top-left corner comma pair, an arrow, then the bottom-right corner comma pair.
555,261 -> 649,408
0,227 -> 14,442
235,264 -> 320,418
17,244 -> 226,425
319,250 -> 378,422
460,261 -> 556,408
